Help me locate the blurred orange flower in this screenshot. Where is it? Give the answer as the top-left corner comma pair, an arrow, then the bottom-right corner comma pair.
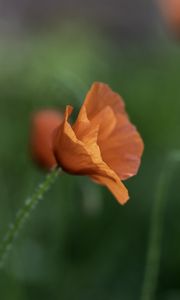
53,82 -> 144,204
30,110 -> 63,169
159,0 -> 180,37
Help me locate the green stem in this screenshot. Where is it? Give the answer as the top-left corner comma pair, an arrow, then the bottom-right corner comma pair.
140,151 -> 180,300
0,168 -> 60,268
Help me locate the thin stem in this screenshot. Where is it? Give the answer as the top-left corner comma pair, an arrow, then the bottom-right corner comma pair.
0,168 -> 60,268
140,151 -> 180,300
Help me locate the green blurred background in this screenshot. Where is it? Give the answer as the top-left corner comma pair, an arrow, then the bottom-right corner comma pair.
0,1 -> 180,299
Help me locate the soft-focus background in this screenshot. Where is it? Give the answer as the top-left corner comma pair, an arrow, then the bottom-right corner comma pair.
0,0 -> 180,299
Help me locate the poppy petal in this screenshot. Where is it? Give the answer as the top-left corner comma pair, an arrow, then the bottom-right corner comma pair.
90,106 -> 117,141
73,104 -> 115,144
91,174 -> 129,204
54,105 -> 111,176
72,105 -> 94,142
79,82 -> 144,180
98,113 -> 144,180
82,82 -> 125,120
53,106 -> 127,204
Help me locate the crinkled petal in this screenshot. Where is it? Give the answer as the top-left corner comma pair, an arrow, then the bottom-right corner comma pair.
81,82 -> 125,120
77,82 -> 144,180
98,113 -> 144,180
74,104 -> 116,142
91,174 -> 129,205
54,106 -> 116,177
53,105 -> 128,204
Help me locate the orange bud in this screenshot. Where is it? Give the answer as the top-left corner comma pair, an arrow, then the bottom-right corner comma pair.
30,109 -> 63,170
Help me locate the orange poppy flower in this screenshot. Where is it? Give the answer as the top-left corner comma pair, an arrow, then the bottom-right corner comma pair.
53,82 -> 144,204
30,109 -> 63,169
159,0 -> 180,37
